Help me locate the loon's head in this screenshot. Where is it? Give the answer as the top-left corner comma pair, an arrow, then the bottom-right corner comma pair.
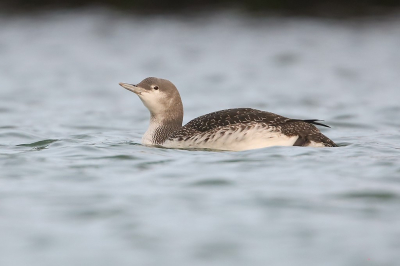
119,77 -> 183,123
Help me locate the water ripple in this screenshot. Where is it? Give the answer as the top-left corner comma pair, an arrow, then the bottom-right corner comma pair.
17,139 -> 59,148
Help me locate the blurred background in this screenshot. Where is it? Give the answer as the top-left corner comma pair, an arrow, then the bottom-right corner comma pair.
1,1 -> 400,266
2,0 -> 400,15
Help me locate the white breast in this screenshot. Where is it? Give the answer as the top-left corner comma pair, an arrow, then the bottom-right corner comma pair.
163,123 -> 299,151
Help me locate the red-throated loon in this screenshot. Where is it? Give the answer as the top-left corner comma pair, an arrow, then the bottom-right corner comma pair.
119,77 -> 337,151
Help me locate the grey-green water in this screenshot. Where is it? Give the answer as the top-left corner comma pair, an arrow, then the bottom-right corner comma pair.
1,9 -> 400,266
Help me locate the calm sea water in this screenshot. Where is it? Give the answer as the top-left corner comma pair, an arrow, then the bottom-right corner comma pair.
1,9 -> 400,266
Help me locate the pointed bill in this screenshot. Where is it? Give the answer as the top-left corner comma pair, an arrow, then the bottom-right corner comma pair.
119,83 -> 146,95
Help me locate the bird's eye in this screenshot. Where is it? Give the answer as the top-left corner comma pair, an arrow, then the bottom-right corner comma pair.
153,86 -> 159,90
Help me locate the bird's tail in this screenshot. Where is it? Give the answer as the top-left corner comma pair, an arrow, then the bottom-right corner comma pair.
301,119 -> 330,128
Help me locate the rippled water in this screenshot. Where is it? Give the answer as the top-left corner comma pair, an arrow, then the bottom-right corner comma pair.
1,9 -> 400,266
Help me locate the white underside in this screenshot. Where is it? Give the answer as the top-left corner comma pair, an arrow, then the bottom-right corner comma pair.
160,124 -> 325,151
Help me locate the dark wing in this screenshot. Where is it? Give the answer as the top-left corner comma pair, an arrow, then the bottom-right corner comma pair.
170,108 -> 337,147
182,108 -> 293,132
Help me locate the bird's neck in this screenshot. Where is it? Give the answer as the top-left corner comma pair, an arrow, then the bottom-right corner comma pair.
142,113 -> 183,145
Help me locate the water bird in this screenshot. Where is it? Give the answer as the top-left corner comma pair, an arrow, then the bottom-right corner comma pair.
119,77 -> 337,151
